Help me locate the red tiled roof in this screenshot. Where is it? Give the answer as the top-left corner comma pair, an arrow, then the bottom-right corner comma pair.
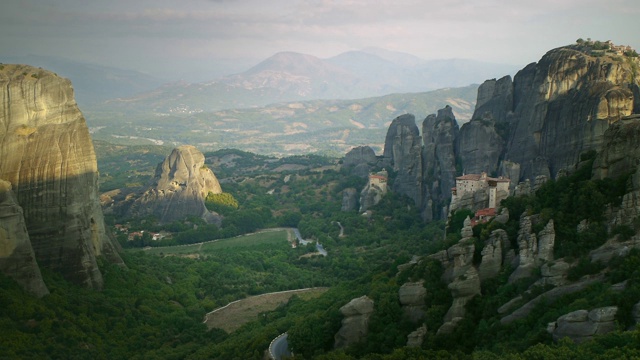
475,208 -> 497,217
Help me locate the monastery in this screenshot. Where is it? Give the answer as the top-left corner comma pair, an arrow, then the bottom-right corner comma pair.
450,172 -> 510,224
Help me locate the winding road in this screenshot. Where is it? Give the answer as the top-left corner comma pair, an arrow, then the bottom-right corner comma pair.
269,333 -> 291,360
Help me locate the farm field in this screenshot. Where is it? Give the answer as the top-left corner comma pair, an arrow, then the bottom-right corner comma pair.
204,287 -> 329,333
136,228 -> 294,256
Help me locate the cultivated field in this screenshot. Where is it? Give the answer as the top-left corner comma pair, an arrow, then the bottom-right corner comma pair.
138,228 -> 294,256
203,287 -> 328,333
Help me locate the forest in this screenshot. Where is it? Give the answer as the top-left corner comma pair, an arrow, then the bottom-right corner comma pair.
2,146 -> 640,359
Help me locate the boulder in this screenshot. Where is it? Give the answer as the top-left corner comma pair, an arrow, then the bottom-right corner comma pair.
334,295 -> 375,349
399,281 -> 426,322
406,324 -> 427,347
549,307 -> 618,343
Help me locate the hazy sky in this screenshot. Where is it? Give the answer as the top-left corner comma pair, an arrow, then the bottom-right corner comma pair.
2,0 -> 639,80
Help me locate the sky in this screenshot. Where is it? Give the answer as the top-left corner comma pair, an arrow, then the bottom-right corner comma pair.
2,0 -> 639,81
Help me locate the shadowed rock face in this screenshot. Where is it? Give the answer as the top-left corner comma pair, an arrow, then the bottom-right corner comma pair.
0,64 -> 123,290
334,295 -> 375,349
0,180 -> 49,297
383,114 -> 424,208
129,145 -> 223,223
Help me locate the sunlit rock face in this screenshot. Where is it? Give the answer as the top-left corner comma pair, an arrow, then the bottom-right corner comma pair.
498,48 -> 639,182
0,64 -> 122,290
128,145 -> 223,224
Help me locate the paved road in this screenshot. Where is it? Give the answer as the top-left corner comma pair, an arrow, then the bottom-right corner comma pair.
270,333 -> 291,360
293,228 -> 327,256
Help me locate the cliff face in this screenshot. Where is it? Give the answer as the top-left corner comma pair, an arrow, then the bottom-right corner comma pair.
383,114 -> 424,208
0,180 -> 49,297
497,48 -> 638,181
374,45 -> 640,220
0,64 -> 122,290
128,145 -> 223,224
422,106 -> 459,219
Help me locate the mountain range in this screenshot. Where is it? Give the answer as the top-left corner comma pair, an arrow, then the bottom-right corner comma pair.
3,49 -> 517,112
104,48 -> 517,113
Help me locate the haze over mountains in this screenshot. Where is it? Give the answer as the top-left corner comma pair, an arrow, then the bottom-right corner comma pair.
3,48 -> 518,112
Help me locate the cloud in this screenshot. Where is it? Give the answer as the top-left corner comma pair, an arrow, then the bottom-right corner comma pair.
1,0 -> 639,79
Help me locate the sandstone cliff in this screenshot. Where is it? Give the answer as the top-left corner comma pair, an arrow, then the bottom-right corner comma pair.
383,114 -> 424,208
501,48 -> 639,182
0,64 -> 122,290
0,180 -> 49,297
128,145 -> 223,224
370,44 -> 640,223
422,106 -> 459,220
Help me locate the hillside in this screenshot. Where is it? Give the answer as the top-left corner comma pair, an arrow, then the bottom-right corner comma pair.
88,85 -> 478,157
94,49 -> 513,115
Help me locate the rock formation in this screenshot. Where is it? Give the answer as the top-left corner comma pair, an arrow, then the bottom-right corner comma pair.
359,170 -> 388,212
0,180 -> 49,297
509,216 -> 555,283
457,118 -> 504,175
593,119 -> 640,181
0,64 -> 122,290
343,146 -> 378,178
128,145 -> 223,224
501,48 -> 639,182
428,217 -> 481,334
422,106 -> 459,219
383,114 -> 424,208
478,229 -> 509,281
341,188 -> 358,211
334,295 -> 375,349
369,45 -> 640,224
548,306 -> 618,343
406,324 -> 427,348
472,75 -> 514,123
398,281 -> 426,322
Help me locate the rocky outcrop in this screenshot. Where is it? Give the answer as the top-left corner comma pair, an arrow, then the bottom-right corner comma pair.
359,170 -> 388,212
478,229 -> 508,281
548,307 -> 618,343
334,295 -> 375,349
509,216 -> 555,283
343,146 -> 378,178
399,281 -> 426,322
457,118 -> 504,175
406,324 -> 427,348
422,106 -> 459,219
538,260 -> 570,287
371,45 -> 640,226
503,48 -> 639,182
383,114 -> 424,208
341,188 -> 358,211
128,146 -> 222,224
472,76 -> 514,124
429,217 -> 481,335
0,180 -> 49,297
501,276 -> 604,325
589,118 -> 640,180
0,64 -> 122,290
